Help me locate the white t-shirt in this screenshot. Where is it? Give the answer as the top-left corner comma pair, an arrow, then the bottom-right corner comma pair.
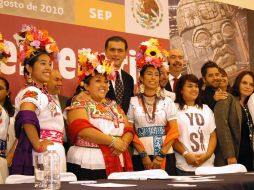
175,104 -> 216,171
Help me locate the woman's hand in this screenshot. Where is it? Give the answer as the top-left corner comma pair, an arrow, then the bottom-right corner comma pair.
227,157 -> 237,165
36,139 -> 54,152
184,153 -> 199,166
196,153 -> 208,166
110,147 -> 122,156
112,137 -> 128,153
151,156 -> 163,169
213,91 -> 228,101
6,152 -> 14,167
142,155 -> 152,169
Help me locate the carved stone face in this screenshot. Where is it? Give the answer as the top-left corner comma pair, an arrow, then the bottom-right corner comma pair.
176,0 -> 242,75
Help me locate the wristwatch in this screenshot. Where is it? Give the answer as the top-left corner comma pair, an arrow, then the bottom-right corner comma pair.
157,150 -> 166,159
139,151 -> 147,159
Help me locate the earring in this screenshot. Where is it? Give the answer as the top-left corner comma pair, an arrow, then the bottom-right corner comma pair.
80,81 -> 84,88
27,72 -> 32,84
139,83 -> 145,94
156,86 -> 161,97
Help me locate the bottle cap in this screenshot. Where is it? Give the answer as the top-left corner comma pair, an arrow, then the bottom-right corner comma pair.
47,145 -> 57,151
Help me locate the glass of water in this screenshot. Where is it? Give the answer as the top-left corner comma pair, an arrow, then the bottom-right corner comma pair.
34,153 -> 45,188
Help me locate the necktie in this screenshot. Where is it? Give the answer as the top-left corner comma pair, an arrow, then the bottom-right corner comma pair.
173,77 -> 178,92
115,71 -> 124,106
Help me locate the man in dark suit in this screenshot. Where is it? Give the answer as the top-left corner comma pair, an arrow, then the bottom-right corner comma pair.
105,36 -> 134,114
165,49 -> 184,92
47,70 -> 68,111
200,61 -> 228,110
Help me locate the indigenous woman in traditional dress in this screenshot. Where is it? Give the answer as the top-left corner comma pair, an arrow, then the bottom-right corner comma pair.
66,48 -> 134,180
214,71 -> 254,171
0,32 -> 13,159
173,74 -> 217,175
10,24 -> 66,175
0,33 -> 14,182
0,77 -> 15,157
127,38 -> 179,175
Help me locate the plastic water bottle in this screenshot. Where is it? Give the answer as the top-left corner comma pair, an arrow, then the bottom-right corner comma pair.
44,145 -> 61,189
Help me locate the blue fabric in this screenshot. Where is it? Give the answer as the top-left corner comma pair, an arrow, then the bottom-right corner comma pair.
136,126 -> 165,137
136,126 -> 165,156
0,139 -> 6,158
10,110 -> 40,175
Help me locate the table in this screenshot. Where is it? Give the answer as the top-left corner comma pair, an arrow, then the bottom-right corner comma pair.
0,173 -> 254,190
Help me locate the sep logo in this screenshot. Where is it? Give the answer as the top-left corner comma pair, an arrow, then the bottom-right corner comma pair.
131,0 -> 163,30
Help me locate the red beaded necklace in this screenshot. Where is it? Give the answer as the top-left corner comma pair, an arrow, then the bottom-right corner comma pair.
140,94 -> 157,123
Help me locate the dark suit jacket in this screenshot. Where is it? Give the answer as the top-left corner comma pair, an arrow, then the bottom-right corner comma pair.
200,87 -> 217,110
58,95 -> 68,112
214,94 -> 242,166
58,95 -> 70,152
165,81 -> 173,92
106,69 -> 134,114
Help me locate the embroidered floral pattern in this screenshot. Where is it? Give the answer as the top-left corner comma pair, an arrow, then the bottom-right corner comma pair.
21,90 -> 38,100
40,129 -> 63,143
69,99 -> 125,128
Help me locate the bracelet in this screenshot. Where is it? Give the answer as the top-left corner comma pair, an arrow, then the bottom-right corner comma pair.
35,144 -> 44,153
109,136 -> 116,147
139,151 -> 147,159
182,151 -> 189,157
157,150 -> 166,159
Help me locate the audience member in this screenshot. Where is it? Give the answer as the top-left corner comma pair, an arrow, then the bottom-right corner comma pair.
159,62 -> 176,100
200,61 -> 228,110
10,25 -> 66,175
66,48 -> 134,180
218,67 -> 231,92
105,36 -> 134,114
174,74 -> 217,175
214,71 -> 254,171
0,76 -> 14,182
128,38 -> 179,175
165,49 -> 184,92
47,69 -> 68,111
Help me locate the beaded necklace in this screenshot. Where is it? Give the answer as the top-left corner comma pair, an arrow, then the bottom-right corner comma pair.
242,105 -> 253,144
140,94 -> 157,124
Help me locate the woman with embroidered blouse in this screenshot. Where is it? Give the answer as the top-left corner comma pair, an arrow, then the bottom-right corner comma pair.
127,38 -> 179,175
0,33 -> 14,160
0,34 -> 15,181
0,77 -> 15,158
10,25 -> 66,175
65,48 -> 134,180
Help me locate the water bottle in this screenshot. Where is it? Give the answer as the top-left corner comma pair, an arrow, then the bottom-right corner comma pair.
44,145 -> 61,189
